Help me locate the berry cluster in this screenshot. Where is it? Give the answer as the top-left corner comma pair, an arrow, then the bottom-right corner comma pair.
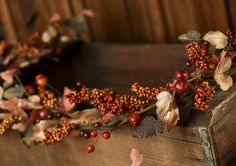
227,29 -> 236,47
43,120 -> 74,145
66,86 -> 151,115
0,114 -> 22,135
131,82 -> 170,100
185,42 -> 211,70
194,80 -> 215,111
174,70 -> 189,93
38,89 -> 57,109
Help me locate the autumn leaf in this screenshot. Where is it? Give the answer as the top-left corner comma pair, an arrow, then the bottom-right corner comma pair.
130,148 -> 144,166
214,51 -> 233,91
0,69 -> 16,84
203,31 -> 228,49
62,87 -> 76,112
156,91 -> 179,131
69,108 -> 102,125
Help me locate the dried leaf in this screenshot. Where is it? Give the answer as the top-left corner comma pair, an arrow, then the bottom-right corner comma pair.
3,84 -> 25,99
156,91 -> 180,131
0,69 -> 16,84
0,86 -> 4,99
214,52 -> 233,91
62,87 -> 75,112
130,148 -> 144,166
178,30 -> 201,43
69,108 -> 102,125
203,31 -> 228,49
135,116 -> 164,138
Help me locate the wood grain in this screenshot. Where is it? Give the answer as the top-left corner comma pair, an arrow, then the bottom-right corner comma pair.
82,0 -> 132,42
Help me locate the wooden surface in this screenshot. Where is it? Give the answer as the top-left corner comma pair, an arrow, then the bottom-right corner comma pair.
0,0 -> 235,42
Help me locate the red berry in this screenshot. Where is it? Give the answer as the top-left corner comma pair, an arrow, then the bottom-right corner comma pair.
175,81 -> 188,93
38,109 -> 50,120
90,130 -> 98,137
94,122 -> 102,128
83,132 -> 91,139
185,61 -> 192,67
128,113 -> 143,127
175,70 -> 188,81
35,74 -> 48,87
102,131 -> 110,139
26,84 -> 35,94
87,145 -> 95,153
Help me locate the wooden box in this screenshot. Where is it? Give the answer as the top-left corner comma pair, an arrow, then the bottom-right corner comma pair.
0,44 -> 235,166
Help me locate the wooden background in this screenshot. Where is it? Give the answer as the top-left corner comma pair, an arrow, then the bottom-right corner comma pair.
0,0 -> 236,43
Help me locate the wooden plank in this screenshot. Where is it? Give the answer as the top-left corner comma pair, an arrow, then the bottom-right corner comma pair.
83,0 -> 132,42
145,0 -> 167,42
162,0 -> 228,42
6,0 -> 51,41
125,0 -> 153,42
213,109 -> 236,165
228,0 -> 236,30
46,0 -> 72,20
0,128 -> 205,166
70,0 -> 92,42
0,0 -> 17,41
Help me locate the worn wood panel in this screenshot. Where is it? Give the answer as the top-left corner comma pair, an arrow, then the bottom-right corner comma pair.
82,0 -> 132,42
0,0 -> 17,41
49,44 -> 187,93
0,126 -> 205,166
125,0 -> 152,42
6,0 -> 51,41
213,109 -> 236,165
159,0 -> 229,42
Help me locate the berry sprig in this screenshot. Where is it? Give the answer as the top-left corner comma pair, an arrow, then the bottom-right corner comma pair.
185,42 -> 211,70
0,115 -> 22,135
194,80 -> 215,111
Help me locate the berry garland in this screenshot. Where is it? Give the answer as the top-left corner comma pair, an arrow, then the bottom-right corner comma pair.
0,27 -> 236,156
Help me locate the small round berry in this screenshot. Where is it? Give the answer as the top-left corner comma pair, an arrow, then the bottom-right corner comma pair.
175,70 -> 188,81
80,131 -> 85,136
175,81 -> 188,93
55,112 -> 63,119
87,145 -> 95,153
47,113 -> 53,120
26,84 -> 35,94
38,109 -> 49,120
185,61 -> 192,68
102,131 -> 110,139
94,122 -> 102,128
90,130 -> 98,137
128,113 -> 143,127
35,74 -> 48,87
83,132 -> 91,139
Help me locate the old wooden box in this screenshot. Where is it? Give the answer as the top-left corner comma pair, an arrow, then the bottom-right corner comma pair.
0,44 -> 235,166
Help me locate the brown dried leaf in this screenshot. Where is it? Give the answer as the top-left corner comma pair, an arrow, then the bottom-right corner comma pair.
156,91 -> 179,131
69,108 -> 102,125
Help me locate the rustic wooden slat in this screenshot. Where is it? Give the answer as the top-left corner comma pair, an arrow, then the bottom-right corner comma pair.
0,127 -> 205,166
125,0 -> 153,42
0,0 -> 17,41
145,0 -> 167,42
46,0 -> 72,19
70,0 -> 92,42
162,0 -> 229,42
228,0 -> 236,30
6,0 -> 51,41
213,109 -> 236,165
82,0 -> 132,42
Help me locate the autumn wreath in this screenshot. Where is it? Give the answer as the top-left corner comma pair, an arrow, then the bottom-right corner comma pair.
0,16 -> 236,165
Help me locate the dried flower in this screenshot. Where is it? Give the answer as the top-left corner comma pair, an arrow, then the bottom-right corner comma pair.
203,31 -> 228,49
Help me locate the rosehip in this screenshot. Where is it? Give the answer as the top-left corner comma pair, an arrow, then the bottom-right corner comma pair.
87,145 -> 95,153
38,109 -> 50,120
90,130 -> 98,137
185,61 -> 192,67
94,122 -> 102,128
128,113 -> 143,127
175,70 -> 188,81
26,84 -> 35,94
83,132 -> 91,139
35,74 -> 48,87
175,81 -> 188,93
102,131 -> 110,139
